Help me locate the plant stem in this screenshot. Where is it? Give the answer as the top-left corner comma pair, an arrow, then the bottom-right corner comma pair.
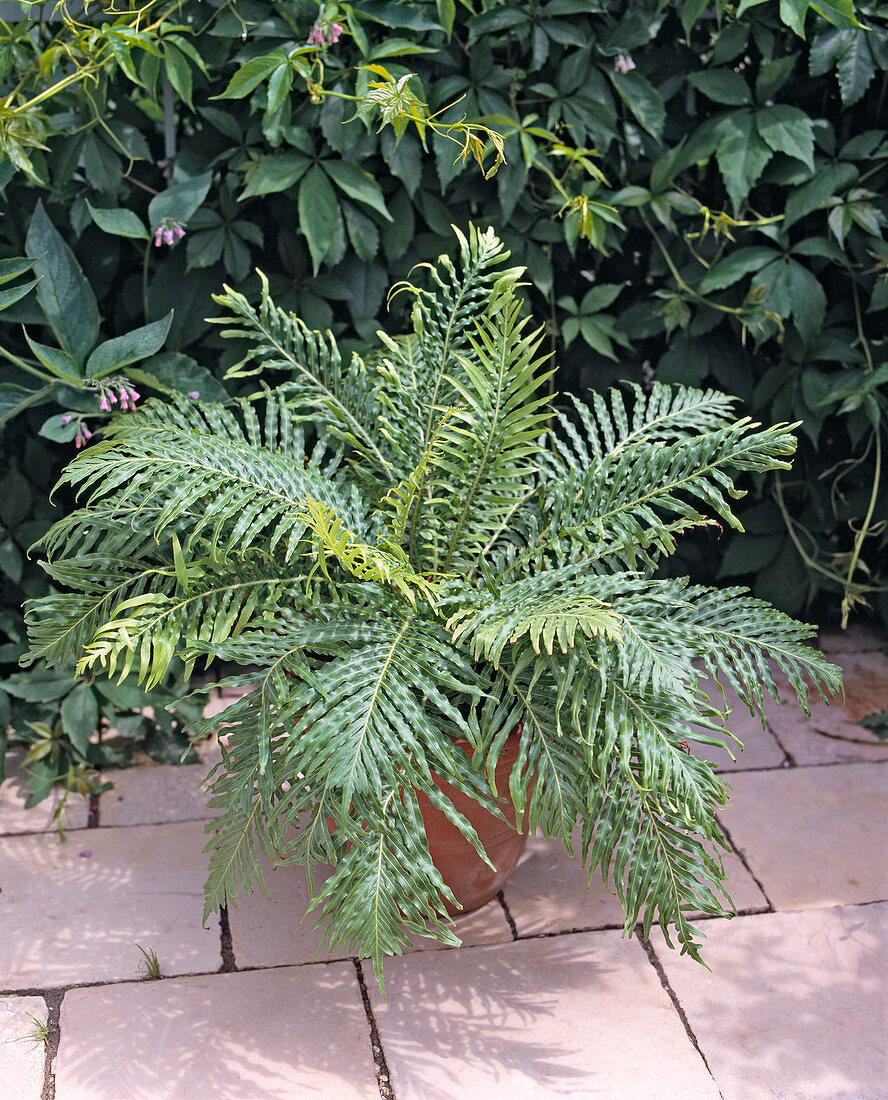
841,429 -> 882,628
0,346 -> 53,381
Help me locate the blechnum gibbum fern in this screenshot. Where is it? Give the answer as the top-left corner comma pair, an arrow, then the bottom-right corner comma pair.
23,225 -> 841,991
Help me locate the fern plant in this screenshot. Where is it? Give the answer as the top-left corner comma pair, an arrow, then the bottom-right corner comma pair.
23,226 -> 840,989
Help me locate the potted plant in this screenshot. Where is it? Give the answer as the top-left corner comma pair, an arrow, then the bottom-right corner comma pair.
23,226 -> 840,988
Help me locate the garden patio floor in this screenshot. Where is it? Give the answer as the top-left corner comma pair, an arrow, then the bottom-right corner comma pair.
2,625 -> 887,1099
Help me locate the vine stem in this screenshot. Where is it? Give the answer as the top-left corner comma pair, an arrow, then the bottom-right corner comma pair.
638,208 -> 749,319
851,280 -> 875,372
841,429 -> 882,629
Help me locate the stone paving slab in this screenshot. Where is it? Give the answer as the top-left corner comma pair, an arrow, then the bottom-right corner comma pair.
0,750 -> 90,835
369,930 -> 719,1100
718,762 -> 888,910
656,903 -> 888,1100
227,859 -> 513,970
0,820 -> 219,990
53,963 -> 379,1100
768,649 -> 888,765
501,834 -> 767,938
99,760 -> 217,826
225,861 -> 351,970
0,996 -> 47,1100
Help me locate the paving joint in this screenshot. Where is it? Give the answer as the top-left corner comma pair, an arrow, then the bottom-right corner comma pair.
495,889 -> 519,939
218,905 -> 237,972
763,715 -> 796,765
8,900 -> 886,1002
353,959 -> 395,1100
640,936 -> 723,1097
40,989 -> 63,1100
716,817 -> 775,911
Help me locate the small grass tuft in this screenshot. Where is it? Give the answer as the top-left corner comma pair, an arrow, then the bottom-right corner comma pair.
9,1014 -> 56,1046
136,944 -> 162,980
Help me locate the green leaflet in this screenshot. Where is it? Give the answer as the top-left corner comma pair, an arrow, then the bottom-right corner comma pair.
756,105 -> 815,171
25,201 -> 100,369
298,165 -> 339,274
714,110 -> 774,213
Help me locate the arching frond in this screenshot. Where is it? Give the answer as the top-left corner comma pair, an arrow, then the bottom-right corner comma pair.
581,763 -> 733,960
550,383 -> 740,474
197,605 -> 518,972
379,406 -> 457,561
209,272 -> 395,479
23,555 -> 176,670
72,565 -> 307,688
532,415 -> 799,575
299,498 -> 439,608
669,584 -> 844,713
310,789 -> 461,991
445,565 -> 625,666
426,287 -> 554,571
387,224 -> 523,422
52,396 -> 364,562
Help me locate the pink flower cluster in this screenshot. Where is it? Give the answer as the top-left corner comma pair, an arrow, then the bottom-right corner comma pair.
307,20 -> 342,46
153,218 -> 186,247
614,54 -> 636,74
59,415 -> 93,450
97,385 -> 140,413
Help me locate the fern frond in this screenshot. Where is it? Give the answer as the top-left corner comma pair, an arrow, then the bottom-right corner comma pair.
550,383 -> 739,474
429,288 -> 554,571
534,415 -> 799,574
670,584 -> 843,714
388,224 -> 523,425
581,762 -> 732,959
201,717 -> 290,922
23,557 -> 177,670
379,407 -> 457,558
310,789 -> 461,988
446,566 -> 625,666
52,398 -> 364,562
208,272 -> 394,478
73,566 -> 307,688
299,499 -> 440,608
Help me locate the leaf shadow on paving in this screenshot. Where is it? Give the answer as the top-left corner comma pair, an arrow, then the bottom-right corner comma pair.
654,903 -> 888,1100
53,964 -> 379,1100
0,822 -> 219,990
368,932 -> 719,1100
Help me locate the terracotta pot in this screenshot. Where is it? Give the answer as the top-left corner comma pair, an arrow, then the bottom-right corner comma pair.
416,728 -> 530,916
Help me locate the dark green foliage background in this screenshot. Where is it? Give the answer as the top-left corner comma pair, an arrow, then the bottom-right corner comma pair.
1,0 -> 887,735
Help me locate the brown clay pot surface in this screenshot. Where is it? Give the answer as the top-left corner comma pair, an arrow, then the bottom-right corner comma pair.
417,729 -> 529,916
